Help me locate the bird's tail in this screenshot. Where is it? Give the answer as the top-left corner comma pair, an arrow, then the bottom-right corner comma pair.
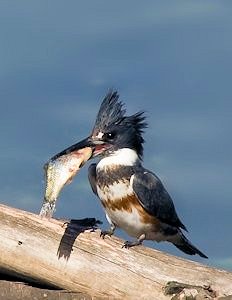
173,232 -> 208,258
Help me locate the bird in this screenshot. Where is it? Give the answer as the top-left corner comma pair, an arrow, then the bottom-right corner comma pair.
60,90 -> 208,258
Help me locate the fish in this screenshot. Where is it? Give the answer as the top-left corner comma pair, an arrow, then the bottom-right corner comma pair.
40,145 -> 93,218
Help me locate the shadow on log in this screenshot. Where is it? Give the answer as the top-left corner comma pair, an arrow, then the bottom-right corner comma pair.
0,279 -> 92,300
57,218 -> 101,260
0,204 -> 232,300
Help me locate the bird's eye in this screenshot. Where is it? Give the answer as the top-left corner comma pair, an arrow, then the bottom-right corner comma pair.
105,132 -> 115,140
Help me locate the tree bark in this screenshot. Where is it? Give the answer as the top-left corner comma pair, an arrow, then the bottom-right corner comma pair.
0,204 -> 231,300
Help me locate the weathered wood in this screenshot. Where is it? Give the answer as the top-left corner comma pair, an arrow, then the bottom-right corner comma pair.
0,203 -> 232,299
0,279 -> 92,300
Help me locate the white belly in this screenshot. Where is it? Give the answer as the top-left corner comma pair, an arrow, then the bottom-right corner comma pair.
96,158 -> 161,239
105,207 -> 154,238
96,180 -> 153,238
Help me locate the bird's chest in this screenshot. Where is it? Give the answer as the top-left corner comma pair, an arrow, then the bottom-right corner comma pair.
97,179 -> 132,203
96,165 -> 133,203
95,168 -> 155,237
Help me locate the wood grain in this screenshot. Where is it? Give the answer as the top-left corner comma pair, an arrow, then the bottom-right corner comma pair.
0,204 -> 231,299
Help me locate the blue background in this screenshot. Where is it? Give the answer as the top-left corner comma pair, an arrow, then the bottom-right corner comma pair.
1,1 -> 231,270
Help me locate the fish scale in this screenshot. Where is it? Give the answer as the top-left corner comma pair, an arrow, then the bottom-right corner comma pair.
40,147 -> 92,218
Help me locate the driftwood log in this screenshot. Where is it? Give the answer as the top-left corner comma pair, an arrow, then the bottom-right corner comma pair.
0,204 -> 232,300
0,278 -> 92,300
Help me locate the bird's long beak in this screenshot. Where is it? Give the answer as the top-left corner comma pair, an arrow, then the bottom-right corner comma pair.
51,136 -> 97,161
51,135 -> 110,161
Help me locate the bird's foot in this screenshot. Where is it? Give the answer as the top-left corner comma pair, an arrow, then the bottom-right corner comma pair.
122,239 -> 142,249
100,230 -> 114,239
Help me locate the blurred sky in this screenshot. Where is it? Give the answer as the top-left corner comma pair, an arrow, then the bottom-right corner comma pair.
0,1 -> 231,270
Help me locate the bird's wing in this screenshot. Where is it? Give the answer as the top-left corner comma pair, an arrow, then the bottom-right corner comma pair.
88,163 -> 98,195
132,169 -> 187,231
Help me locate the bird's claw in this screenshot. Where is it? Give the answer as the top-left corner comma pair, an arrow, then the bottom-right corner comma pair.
122,240 -> 142,249
100,230 -> 113,239
122,241 -> 132,249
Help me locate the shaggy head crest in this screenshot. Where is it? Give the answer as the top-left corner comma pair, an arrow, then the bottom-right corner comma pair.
93,90 -> 126,133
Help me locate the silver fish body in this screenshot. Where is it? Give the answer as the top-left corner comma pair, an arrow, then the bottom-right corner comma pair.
40,147 -> 92,218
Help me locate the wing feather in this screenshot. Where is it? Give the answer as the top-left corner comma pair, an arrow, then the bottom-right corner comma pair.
88,163 -> 98,195
132,169 -> 187,231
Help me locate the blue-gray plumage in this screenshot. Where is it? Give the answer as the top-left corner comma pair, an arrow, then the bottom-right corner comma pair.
132,170 -> 187,231
60,90 -> 208,258
87,90 -> 207,258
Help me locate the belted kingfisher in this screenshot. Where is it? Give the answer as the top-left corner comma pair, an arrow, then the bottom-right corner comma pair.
61,90 -> 207,258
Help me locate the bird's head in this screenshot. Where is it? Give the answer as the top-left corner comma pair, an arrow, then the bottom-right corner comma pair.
52,90 -> 147,161
90,90 -> 147,159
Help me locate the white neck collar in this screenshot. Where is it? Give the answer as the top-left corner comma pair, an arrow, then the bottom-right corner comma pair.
97,148 -> 138,170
